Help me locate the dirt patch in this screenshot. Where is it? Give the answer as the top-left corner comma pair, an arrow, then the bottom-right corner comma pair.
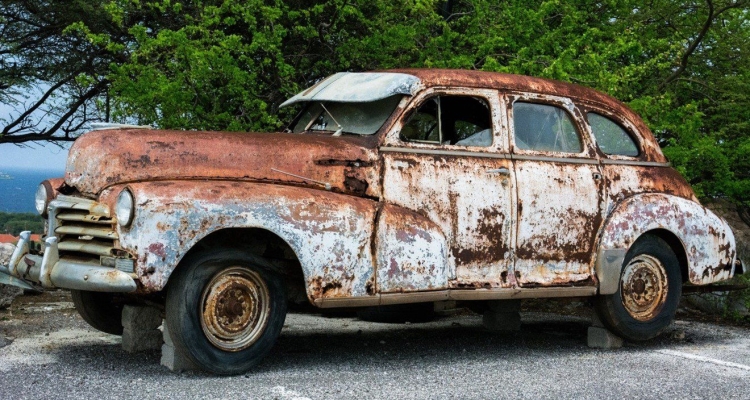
0,290 -> 88,340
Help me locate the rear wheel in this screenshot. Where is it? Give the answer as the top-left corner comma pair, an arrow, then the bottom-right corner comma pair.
166,249 -> 286,375
71,290 -> 124,335
595,234 -> 682,341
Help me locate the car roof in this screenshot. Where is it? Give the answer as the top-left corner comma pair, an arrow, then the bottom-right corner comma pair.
386,68 -> 665,162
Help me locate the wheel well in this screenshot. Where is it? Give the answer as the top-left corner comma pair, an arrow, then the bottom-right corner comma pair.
642,228 -> 689,282
180,228 -> 308,304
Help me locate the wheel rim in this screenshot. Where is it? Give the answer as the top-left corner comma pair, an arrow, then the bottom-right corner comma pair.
620,254 -> 668,321
200,266 -> 270,352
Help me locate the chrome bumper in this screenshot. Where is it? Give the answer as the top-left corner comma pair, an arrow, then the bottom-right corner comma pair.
0,231 -> 137,292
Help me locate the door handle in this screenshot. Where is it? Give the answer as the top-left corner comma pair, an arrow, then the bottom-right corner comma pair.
487,167 -> 511,176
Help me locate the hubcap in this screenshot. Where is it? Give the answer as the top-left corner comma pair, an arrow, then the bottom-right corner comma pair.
620,254 -> 668,321
200,266 -> 270,351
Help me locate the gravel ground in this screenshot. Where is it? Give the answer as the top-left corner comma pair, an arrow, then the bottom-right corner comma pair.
1,291 -> 749,400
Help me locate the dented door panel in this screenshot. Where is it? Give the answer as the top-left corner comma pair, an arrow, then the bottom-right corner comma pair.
375,203 -> 449,292
512,160 -> 603,286
381,153 -> 516,290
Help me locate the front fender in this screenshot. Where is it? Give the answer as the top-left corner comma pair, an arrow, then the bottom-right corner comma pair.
118,181 -> 378,298
597,193 -> 737,293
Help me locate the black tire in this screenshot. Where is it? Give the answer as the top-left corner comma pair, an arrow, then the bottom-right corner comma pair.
357,302 -> 436,323
71,290 -> 124,335
165,249 -> 287,375
595,234 -> 682,341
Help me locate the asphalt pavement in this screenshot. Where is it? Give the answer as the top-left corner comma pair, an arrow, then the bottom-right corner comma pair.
1,292 -> 749,400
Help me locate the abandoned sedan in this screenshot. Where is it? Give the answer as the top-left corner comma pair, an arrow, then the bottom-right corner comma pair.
0,69 -> 744,374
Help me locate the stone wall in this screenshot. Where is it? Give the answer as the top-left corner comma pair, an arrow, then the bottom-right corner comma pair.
0,243 -> 23,309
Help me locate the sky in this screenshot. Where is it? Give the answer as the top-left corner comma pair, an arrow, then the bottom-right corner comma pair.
1,90 -> 71,172
0,142 -> 69,172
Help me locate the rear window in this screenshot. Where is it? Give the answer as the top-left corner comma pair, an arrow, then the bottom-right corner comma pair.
588,113 -> 639,157
513,102 -> 582,153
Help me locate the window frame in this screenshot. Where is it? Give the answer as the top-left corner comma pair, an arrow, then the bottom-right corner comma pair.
583,110 -> 643,160
507,94 -> 594,158
385,87 -> 506,153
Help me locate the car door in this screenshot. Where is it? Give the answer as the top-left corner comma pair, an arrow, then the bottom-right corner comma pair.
507,94 -> 605,287
378,88 -> 517,292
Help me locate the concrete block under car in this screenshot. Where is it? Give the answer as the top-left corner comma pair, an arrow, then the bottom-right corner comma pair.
121,305 -> 163,353
161,321 -> 199,372
588,314 -> 623,349
482,300 -> 522,332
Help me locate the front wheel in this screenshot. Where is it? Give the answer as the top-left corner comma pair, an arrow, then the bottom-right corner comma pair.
595,234 -> 682,341
71,290 -> 124,335
165,249 -> 287,375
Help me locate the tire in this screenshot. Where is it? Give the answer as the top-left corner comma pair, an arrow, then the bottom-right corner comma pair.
71,290 -> 124,335
165,249 -> 287,375
595,234 -> 682,341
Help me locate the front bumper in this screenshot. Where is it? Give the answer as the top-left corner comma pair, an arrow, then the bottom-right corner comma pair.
0,231 -> 137,292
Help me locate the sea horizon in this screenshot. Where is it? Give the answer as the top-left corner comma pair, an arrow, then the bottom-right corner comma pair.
0,167 -> 65,213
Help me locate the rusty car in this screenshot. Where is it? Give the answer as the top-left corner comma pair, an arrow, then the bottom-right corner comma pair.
0,69 -> 744,374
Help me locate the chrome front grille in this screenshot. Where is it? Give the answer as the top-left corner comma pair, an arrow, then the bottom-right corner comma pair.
48,195 -> 117,259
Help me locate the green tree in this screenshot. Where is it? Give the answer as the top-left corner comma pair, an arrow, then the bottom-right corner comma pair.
5,0 -> 749,207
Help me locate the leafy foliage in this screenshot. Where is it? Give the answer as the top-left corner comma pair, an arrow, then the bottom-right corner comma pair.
2,0 -> 748,207
0,212 -> 43,236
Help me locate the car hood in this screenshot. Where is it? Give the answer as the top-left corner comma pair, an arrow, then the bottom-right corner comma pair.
66,129 -> 380,197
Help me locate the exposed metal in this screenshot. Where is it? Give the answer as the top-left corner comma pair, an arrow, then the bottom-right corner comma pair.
0,231 -> 136,292
279,72 -> 421,108
89,123 -> 152,131
596,248 -> 628,295
200,267 -> 270,351
598,193 -> 737,285
620,254 -> 668,321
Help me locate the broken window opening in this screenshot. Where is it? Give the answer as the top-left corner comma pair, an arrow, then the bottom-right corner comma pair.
400,95 -> 493,147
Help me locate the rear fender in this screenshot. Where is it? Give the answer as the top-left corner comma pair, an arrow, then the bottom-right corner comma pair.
597,193 -> 736,294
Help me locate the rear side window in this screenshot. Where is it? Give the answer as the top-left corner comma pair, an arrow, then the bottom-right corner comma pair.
588,113 -> 639,156
513,102 -> 582,153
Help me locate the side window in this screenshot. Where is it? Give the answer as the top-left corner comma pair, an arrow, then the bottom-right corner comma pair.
401,95 -> 492,147
588,113 -> 639,156
513,102 -> 582,153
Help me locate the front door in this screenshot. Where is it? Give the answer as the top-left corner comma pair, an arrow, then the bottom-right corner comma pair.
377,88 -> 517,292
507,95 -> 605,287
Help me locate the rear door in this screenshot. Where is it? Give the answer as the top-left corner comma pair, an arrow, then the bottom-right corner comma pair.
507,94 -> 605,287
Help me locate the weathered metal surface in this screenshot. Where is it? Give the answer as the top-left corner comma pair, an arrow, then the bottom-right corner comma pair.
46,68 -> 740,306
280,72 -> 421,108
390,68 -> 666,163
380,88 -> 516,290
66,129 -> 382,198
117,181 -> 378,297
512,159 -> 603,286
598,193 -> 737,285
603,165 -> 697,213
375,203 -> 449,292
200,267 -> 269,351
620,254 -> 669,321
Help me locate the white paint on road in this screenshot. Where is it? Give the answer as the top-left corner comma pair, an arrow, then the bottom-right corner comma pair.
656,349 -> 750,372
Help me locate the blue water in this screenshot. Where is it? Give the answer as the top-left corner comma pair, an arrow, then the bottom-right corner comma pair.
0,168 -> 64,213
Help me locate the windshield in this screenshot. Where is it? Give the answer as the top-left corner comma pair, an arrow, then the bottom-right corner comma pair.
291,95 -> 402,135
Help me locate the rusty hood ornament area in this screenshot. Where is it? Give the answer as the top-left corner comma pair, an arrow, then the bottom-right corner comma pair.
0,69 -> 743,375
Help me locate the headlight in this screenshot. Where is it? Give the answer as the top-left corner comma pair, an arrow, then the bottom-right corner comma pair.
116,189 -> 135,227
35,182 -> 52,216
